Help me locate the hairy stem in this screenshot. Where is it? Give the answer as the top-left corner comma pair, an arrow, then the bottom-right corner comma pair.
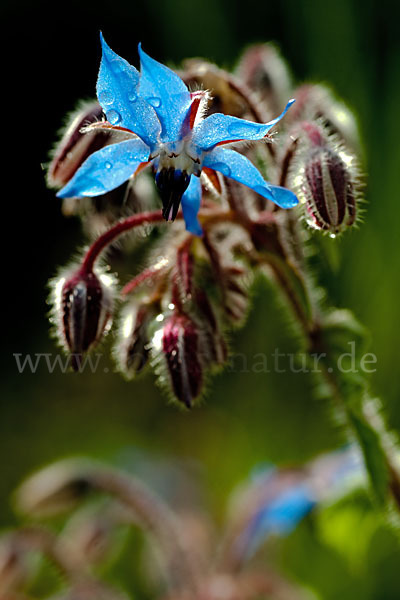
81,211 -> 167,273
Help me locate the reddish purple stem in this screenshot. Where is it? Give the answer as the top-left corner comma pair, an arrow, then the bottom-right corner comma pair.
81,211 -> 169,273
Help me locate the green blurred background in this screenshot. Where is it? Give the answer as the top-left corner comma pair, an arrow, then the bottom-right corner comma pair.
2,0 -> 400,597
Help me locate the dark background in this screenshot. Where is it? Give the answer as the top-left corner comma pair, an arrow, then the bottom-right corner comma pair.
2,0 -> 400,597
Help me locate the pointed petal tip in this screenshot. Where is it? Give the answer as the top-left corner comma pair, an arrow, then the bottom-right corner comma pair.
99,31 -> 113,57
270,185 -> 299,209
137,42 -> 148,61
56,186 -> 71,199
99,31 -> 107,48
280,98 -> 296,117
187,222 -> 203,236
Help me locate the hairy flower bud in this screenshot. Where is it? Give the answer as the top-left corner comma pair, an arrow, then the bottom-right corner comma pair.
151,312 -> 205,408
115,300 -> 158,378
47,101 -> 106,189
286,84 -> 360,150
288,122 -> 361,235
181,60 -> 246,118
50,266 -> 115,369
193,289 -> 228,367
236,44 -> 292,114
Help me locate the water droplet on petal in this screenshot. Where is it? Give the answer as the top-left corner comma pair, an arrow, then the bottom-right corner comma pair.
228,121 -> 260,137
128,92 -> 137,102
212,162 -> 231,177
110,58 -> 123,73
98,90 -> 114,106
84,179 -> 107,195
147,97 -> 162,108
107,109 -> 122,125
105,161 -> 112,170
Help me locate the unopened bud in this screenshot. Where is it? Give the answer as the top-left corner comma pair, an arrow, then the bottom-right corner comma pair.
287,84 -> 360,150
193,289 -> 227,366
289,123 -> 361,235
50,266 -> 115,369
15,460 -> 94,518
223,265 -> 251,324
47,101 -> 105,189
236,44 -> 292,114
151,312 -> 205,408
182,60 -> 245,118
115,300 -> 158,378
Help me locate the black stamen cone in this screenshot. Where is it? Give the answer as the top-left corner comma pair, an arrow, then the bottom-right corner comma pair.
155,168 -> 190,222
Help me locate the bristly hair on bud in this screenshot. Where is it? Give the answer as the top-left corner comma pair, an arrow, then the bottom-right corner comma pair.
285,83 -> 361,151
286,121 -> 364,236
47,100 -> 106,190
49,263 -> 116,370
235,43 -> 293,115
150,310 -> 208,409
114,298 -> 159,379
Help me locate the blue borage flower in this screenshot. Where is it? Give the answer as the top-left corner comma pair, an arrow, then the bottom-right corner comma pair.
57,33 -> 298,235
234,446 -> 364,561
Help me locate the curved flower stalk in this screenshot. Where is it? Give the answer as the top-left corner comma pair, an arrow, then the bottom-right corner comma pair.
55,33 -> 298,236
9,448 -> 364,600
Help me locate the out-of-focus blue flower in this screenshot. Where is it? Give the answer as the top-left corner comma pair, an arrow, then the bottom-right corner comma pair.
236,480 -> 316,561
232,445 -> 364,563
57,34 -> 298,235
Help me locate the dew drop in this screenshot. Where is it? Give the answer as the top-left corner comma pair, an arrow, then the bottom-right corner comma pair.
147,96 -> 162,108
98,90 -> 114,106
128,92 -> 137,103
228,121 -> 260,137
213,162 -> 231,177
110,58 -> 123,73
84,178 -> 107,195
107,109 -> 122,125
105,161 -> 112,170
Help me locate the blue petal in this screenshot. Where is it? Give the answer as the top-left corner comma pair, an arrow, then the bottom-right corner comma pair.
57,138 -> 150,198
203,148 -> 298,208
181,176 -> 202,235
238,484 -> 315,561
138,44 -> 191,142
97,33 -> 161,148
192,99 -> 295,151
254,485 -> 315,536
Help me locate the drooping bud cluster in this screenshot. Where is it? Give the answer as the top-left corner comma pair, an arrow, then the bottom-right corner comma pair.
114,235 -> 230,407
50,265 -> 115,370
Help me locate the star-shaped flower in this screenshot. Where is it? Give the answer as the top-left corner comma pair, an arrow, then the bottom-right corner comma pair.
57,33 -> 298,235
